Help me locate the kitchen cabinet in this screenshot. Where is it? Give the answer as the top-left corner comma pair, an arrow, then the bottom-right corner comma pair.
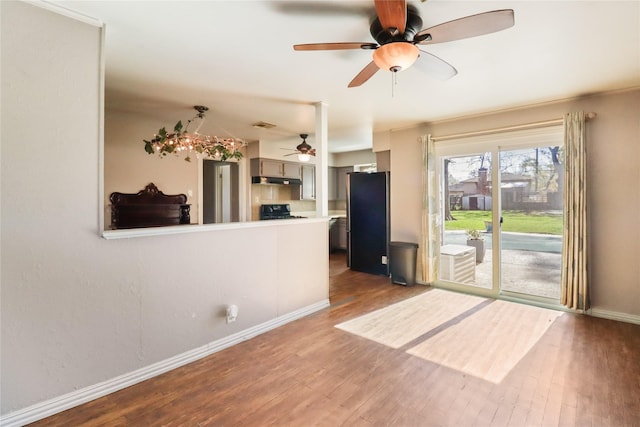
329,216 -> 348,252
327,166 -> 353,201
300,164 -> 315,200
328,167 -> 337,200
283,162 -> 301,179
293,164 -> 315,200
258,159 -> 282,177
250,158 -> 301,179
336,166 -> 353,201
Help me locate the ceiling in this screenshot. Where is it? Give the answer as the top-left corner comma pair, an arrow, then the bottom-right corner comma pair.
54,0 -> 640,153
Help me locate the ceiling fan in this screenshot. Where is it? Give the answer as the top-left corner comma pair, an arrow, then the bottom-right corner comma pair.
283,134 -> 316,161
293,0 -> 514,87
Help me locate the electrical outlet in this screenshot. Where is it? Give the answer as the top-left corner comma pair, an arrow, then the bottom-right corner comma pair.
226,305 -> 238,323
382,256 -> 388,264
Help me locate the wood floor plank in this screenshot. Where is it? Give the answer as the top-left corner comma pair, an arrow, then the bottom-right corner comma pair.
29,252 -> 640,427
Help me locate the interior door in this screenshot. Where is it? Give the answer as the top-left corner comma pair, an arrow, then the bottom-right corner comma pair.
215,163 -> 231,223
203,160 -> 239,224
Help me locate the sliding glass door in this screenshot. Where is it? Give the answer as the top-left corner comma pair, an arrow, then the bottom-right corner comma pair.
499,147 -> 563,299
441,153 -> 494,290
436,126 -> 564,303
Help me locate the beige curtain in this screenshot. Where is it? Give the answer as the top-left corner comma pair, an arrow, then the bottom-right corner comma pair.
420,135 -> 439,283
561,112 -> 589,311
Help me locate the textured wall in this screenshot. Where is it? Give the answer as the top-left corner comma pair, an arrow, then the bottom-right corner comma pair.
1,1 -> 329,415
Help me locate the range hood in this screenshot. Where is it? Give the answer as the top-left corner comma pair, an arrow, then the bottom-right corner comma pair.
251,176 -> 302,185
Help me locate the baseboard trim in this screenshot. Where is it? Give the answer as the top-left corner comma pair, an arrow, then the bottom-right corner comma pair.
0,299 -> 330,427
589,308 -> 640,325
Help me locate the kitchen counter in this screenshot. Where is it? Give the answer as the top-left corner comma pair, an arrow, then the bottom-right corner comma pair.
291,210 -> 346,218
103,217 -> 329,239
329,214 -> 348,251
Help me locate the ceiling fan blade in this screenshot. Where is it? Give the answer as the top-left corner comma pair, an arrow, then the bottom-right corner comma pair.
374,0 -> 407,34
415,50 -> 458,80
416,9 -> 514,44
294,42 -> 378,51
348,61 -> 380,88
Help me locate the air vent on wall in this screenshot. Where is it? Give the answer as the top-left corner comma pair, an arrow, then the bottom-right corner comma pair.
252,121 -> 277,129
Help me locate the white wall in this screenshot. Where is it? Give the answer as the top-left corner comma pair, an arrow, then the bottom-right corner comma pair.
388,127 -> 425,280
386,89 -> 640,319
1,1 -> 329,417
373,130 -> 391,152
331,149 -> 377,167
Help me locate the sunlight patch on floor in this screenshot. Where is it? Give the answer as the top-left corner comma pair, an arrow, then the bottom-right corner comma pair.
335,289 -> 486,349
407,300 -> 563,383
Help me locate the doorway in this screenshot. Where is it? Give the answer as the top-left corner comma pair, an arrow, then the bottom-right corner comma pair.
203,160 -> 240,224
437,126 -> 564,302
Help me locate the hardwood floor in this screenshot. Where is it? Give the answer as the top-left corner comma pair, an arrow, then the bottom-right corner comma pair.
31,252 -> 640,426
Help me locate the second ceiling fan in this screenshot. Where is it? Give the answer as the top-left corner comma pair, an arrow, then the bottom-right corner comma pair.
293,0 -> 514,87
283,134 -> 316,162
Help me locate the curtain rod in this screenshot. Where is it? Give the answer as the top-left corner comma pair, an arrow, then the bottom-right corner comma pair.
431,112 -> 596,142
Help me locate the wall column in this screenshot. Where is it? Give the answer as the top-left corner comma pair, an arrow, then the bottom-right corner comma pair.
315,101 -> 329,217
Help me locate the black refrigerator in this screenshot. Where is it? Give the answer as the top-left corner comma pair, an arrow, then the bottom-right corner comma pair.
347,171 -> 390,276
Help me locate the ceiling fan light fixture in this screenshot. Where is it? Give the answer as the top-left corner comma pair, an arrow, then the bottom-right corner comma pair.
297,153 -> 311,162
373,42 -> 419,72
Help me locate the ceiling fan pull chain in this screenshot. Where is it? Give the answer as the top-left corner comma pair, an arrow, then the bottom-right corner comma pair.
391,71 -> 398,97
391,72 -> 394,97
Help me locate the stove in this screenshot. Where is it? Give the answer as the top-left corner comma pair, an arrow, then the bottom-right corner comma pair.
259,204 -> 306,220
260,204 -> 291,220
